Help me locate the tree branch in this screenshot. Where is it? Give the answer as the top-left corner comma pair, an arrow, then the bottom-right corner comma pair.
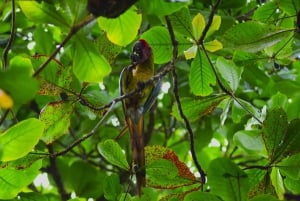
2,0 -> 16,70
165,16 -> 206,186
47,144 -> 70,200
50,100 -> 116,157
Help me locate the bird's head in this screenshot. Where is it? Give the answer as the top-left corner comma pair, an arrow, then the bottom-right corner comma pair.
131,39 -> 152,65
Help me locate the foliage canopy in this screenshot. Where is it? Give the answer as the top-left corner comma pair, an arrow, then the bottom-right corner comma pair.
1,0 -> 300,200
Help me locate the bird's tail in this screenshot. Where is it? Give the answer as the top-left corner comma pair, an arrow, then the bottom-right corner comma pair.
126,114 -> 145,196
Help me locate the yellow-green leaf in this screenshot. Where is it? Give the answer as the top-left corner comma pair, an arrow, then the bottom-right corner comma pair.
0,118 -> 44,161
183,45 -> 198,60
207,15 -> 221,38
204,39 -> 223,52
192,13 -> 205,40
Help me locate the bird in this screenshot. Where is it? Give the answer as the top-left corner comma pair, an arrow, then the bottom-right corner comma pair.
119,39 -> 160,196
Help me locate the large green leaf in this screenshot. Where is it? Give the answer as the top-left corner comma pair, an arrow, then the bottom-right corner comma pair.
0,56 -> 39,108
98,6 -> 142,46
262,108 -> 288,163
0,156 -> 42,199
189,50 -> 216,96
39,101 -> 73,144
97,139 -> 129,171
72,34 -> 111,83
19,1 -> 69,28
67,161 -> 104,198
215,57 -> 243,92
168,7 -> 193,37
253,1 -> 277,23
0,118 -> 44,161
207,158 -> 249,201
103,174 -> 122,201
222,21 -> 291,52
171,95 -> 227,122
141,26 -> 172,64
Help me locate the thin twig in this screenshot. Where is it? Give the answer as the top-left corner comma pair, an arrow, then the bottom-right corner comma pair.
2,0 -> 16,70
33,14 -> 96,77
165,16 -> 206,186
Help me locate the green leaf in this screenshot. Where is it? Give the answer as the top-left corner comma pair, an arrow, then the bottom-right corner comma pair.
0,157 -> 42,199
189,50 -> 216,96
141,26 -> 172,64
61,0 -> 88,25
95,35 -> 122,64
103,174 -> 122,201
147,159 -> 195,189
68,161 -> 104,198
207,158 -> 249,201
206,15 -> 221,38
0,57 -> 39,107
262,108 -> 288,163
270,167 -> 285,200
97,139 -> 129,170
33,25 -> 55,54
215,57 -> 243,92
184,192 -> 222,201
262,110 -> 300,163
281,119 -> 300,157
233,130 -> 263,154
232,50 -> 260,67
139,0 -> 190,16
19,1 -> 69,28
171,95 -> 227,122
145,146 -> 197,189
98,6 -> 142,46
0,118 -> 44,161
39,101 -> 73,144
253,1 -> 277,23
268,92 -> 289,110
278,153 -> 300,180
73,35 -> 111,82
284,178 -> 300,195
222,22 -> 291,52
168,7 -> 193,37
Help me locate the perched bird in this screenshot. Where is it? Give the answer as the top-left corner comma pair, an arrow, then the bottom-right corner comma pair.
119,39 -> 160,196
